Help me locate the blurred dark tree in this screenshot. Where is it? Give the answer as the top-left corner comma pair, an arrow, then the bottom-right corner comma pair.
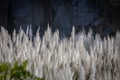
0,0 -> 12,32
0,0 -> 120,37
103,0 -> 120,33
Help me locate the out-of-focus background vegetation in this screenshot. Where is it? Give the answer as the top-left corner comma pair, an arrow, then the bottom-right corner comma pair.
0,0 -> 120,38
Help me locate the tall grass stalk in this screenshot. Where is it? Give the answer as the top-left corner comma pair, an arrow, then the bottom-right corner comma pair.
0,26 -> 120,80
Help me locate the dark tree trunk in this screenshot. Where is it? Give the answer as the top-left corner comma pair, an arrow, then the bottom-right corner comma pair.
0,0 -> 9,28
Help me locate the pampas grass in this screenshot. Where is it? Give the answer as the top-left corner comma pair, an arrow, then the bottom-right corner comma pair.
0,26 -> 120,80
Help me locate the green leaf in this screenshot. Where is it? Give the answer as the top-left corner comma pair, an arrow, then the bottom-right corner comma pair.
0,63 -> 9,72
22,60 -> 28,70
0,76 -> 4,80
13,61 -> 19,69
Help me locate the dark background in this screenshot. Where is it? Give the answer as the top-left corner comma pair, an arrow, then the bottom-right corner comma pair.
0,0 -> 120,38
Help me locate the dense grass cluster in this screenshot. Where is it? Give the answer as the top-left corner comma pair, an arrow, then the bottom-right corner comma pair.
0,27 -> 120,80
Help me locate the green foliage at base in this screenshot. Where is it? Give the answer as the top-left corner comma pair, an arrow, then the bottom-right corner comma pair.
0,61 -> 44,80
